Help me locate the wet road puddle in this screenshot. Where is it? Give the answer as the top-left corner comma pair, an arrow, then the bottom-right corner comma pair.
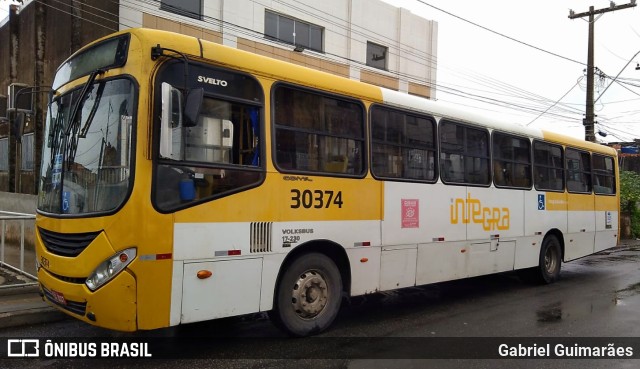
536,302 -> 563,323
614,282 -> 640,306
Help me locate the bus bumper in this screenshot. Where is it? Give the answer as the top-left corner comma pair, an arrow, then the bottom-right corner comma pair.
38,267 -> 137,331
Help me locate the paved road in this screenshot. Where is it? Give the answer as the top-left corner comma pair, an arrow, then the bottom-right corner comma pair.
1,245 -> 639,368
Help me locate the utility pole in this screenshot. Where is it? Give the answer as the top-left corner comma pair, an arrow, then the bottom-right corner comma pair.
569,1 -> 637,142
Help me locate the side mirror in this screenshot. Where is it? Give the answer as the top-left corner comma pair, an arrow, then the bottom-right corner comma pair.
183,88 -> 203,128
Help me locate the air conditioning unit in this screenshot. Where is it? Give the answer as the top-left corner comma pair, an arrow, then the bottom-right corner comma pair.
8,83 -> 32,112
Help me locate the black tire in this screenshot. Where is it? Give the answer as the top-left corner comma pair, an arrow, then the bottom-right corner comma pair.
523,234 -> 562,284
519,235 -> 562,284
539,235 -> 562,284
269,253 -> 342,337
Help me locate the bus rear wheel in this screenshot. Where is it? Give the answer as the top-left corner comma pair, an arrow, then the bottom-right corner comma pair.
270,253 -> 342,337
541,235 -> 562,282
520,234 -> 562,284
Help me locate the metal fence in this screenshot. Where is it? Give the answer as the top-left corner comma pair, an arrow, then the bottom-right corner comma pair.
0,210 -> 37,287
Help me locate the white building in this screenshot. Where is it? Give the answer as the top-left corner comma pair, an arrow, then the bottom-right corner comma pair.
120,0 -> 438,98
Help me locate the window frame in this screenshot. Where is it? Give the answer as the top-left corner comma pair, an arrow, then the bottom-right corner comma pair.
151,61 -> 266,214
271,82 -> 367,179
160,0 -> 203,20
366,41 -> 388,71
533,140 -> 565,193
491,131 -> 532,190
565,147 -> 592,194
264,10 -> 324,53
592,153 -> 616,195
438,120 -> 491,187
369,104 -> 437,183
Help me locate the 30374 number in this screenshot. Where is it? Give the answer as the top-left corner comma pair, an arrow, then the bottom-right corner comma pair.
291,189 -> 343,209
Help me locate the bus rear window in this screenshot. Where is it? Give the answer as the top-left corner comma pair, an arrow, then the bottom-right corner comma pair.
592,154 -> 615,195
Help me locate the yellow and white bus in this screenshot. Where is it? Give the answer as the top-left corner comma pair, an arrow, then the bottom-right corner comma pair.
36,28 -> 619,336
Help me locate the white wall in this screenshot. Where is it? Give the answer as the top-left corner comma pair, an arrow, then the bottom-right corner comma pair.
119,0 -> 437,96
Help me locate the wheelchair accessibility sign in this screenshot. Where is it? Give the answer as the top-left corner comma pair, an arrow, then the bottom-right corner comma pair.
538,194 -> 545,210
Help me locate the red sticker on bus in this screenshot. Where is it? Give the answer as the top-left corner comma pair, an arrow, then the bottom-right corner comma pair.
401,199 -> 419,228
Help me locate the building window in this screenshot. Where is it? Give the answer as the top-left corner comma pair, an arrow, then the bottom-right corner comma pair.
370,106 -> 436,181
366,42 -> 388,70
21,133 -> 34,171
439,121 -> 490,186
566,148 -> 591,193
492,132 -> 531,189
0,138 -> 7,171
265,11 -> 323,52
160,0 -> 202,20
273,84 -> 365,176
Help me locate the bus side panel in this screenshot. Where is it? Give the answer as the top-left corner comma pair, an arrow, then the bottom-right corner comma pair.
594,194 -> 618,252
524,190 -> 568,262
382,182 -> 467,245
565,193 -> 596,261
517,191 -> 555,269
416,241 -> 468,284
464,187 -> 520,275
465,187 -> 523,241
170,260 -> 184,326
181,258 -> 263,323
347,246 -> 382,295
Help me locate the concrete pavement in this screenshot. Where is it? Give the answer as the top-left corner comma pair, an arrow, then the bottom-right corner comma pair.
0,269 -> 67,330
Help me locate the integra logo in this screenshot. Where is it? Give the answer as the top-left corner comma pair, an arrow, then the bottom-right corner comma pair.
197,76 -> 228,87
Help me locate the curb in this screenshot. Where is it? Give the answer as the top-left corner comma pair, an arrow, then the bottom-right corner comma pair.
0,306 -> 68,330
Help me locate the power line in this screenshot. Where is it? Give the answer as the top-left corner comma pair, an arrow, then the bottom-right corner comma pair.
413,0 -> 585,66
26,0 -> 592,128
526,76 -> 584,126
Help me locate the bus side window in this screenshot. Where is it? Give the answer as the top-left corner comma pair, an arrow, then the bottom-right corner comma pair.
273,84 -> 365,176
593,154 -> 615,194
533,140 -> 564,192
440,121 -> 489,186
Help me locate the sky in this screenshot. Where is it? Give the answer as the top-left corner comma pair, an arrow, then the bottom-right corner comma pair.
1,0 -> 639,143
381,0 -> 640,143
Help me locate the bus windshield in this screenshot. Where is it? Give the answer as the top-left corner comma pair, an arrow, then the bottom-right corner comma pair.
38,78 -> 136,215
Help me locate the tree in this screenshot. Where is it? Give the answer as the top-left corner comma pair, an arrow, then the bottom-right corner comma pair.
620,170 -> 640,212
620,170 -> 640,238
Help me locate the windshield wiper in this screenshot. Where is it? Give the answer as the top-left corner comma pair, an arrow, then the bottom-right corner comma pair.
65,69 -> 104,136
64,69 -> 104,170
79,82 -> 105,138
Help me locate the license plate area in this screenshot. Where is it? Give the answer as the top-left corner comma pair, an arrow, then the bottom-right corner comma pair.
50,289 -> 67,306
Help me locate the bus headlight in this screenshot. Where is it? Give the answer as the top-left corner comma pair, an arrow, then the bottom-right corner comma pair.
86,248 -> 136,291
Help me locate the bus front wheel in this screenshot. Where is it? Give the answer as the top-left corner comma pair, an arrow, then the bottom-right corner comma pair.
270,253 -> 342,337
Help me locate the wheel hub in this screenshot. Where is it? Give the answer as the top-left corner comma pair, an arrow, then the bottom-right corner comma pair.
291,270 -> 328,319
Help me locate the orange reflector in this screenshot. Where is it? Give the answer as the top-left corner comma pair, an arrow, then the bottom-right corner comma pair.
360,258 -> 368,263
197,270 -> 213,279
